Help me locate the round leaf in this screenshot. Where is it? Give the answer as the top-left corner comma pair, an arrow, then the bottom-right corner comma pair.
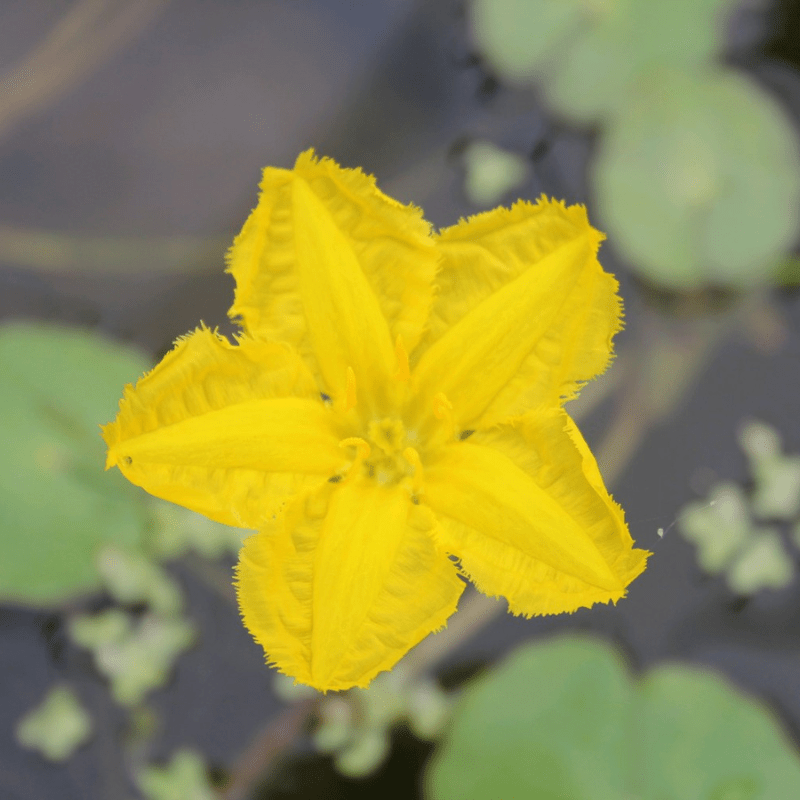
0,322 -> 151,606
471,0 -> 733,123
595,69 -> 800,289
427,634 -> 800,799
427,637 -> 632,800
547,0 -> 732,122
638,666 -> 800,799
470,0 -> 585,83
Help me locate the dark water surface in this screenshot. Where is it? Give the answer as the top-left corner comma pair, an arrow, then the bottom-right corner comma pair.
2,2 -> 800,798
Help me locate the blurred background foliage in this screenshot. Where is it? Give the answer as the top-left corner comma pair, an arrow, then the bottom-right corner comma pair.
428,635 -> 800,799
2,1 -> 800,799
678,419 -> 800,594
472,0 -> 800,291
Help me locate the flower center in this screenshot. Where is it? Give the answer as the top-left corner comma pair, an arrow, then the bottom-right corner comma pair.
333,356 -> 459,500
339,417 -> 420,490
369,418 -> 413,486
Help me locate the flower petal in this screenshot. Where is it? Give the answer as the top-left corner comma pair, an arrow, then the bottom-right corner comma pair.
423,410 -> 649,615
235,478 -> 464,691
412,198 -> 621,430
226,150 -> 439,410
102,327 -> 342,528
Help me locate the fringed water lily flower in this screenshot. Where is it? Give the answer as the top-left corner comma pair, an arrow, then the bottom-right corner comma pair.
103,150 -> 649,691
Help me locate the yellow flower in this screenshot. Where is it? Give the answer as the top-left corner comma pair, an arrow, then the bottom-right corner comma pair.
103,150 -> 649,692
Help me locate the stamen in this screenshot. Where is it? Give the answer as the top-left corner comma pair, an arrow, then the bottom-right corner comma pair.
345,366 -> 357,412
394,334 -> 410,382
339,437 -> 371,460
432,392 -> 456,439
402,446 -> 424,495
339,436 -> 371,483
432,392 -> 453,420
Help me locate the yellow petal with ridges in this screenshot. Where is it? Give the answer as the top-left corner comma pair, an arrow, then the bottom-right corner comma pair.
563,413 -> 644,584
424,410 -> 649,615
226,150 -> 439,410
235,479 -> 464,691
102,327 -> 341,528
411,198 -> 620,430
102,152 -> 648,693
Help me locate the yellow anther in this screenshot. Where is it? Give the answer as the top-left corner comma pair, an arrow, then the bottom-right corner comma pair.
432,392 -> 456,440
344,366 -> 358,412
432,392 -> 453,420
402,446 -> 422,471
403,446 -> 424,494
339,437 -> 371,461
394,334 -> 410,382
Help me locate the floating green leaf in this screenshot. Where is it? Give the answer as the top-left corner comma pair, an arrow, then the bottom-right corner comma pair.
406,679 -> 450,740
680,483 -> 753,574
336,729 -> 390,779
72,611 -> 195,706
739,421 -> 800,521
15,685 -> 92,761
471,0 -> 733,122
427,635 -> 800,799
470,0 -> 584,85
0,323 -> 152,606
428,636 -> 629,799
462,140 -> 529,206
637,666 -> 800,799
738,420 -> 782,462
69,608 -> 132,650
679,420 -> 799,593
679,483 -> 794,593
138,749 -> 215,800
727,531 -> 794,594
752,455 -> 800,520
96,544 -> 183,616
594,69 -> 800,289
310,667 -> 452,779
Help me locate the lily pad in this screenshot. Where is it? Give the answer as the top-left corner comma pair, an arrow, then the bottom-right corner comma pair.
0,322 -> 151,606
594,68 -> 800,289
471,0 -> 733,123
427,635 -> 800,799
470,0 -> 585,85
